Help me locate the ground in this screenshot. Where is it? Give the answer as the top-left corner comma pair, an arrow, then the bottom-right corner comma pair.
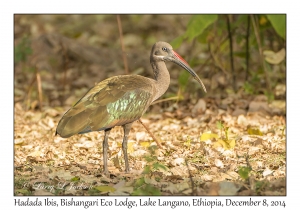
14,98 -> 286,196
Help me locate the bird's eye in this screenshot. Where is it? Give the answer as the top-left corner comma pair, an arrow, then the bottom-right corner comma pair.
162,47 -> 167,52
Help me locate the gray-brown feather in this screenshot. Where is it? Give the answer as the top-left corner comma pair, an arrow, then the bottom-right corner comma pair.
56,75 -> 157,138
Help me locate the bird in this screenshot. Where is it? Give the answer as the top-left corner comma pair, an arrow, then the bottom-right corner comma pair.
56,41 -> 207,174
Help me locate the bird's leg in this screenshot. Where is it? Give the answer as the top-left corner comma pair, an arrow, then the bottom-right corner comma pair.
122,122 -> 133,173
103,128 -> 111,174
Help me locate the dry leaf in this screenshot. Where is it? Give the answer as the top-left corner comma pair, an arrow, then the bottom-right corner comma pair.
263,48 -> 285,65
144,177 -> 158,185
14,138 -> 24,145
94,185 -> 116,193
74,141 -> 95,149
215,159 -> 224,168
48,170 -> 73,180
135,132 -> 146,141
27,150 -> 42,158
139,141 -> 150,148
213,139 -> 235,150
218,182 -> 241,195
34,189 -> 54,196
200,132 -> 219,141
112,155 -> 121,169
127,140 -> 135,154
247,127 -> 263,136
164,182 -> 190,194
237,115 -> 248,126
171,157 -> 185,166
263,168 -> 274,177
202,174 -> 214,181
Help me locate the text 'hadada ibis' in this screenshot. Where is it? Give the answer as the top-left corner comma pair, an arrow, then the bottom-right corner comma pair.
56,41 -> 207,174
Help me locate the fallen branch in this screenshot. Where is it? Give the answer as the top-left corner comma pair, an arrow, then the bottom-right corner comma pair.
138,119 -> 163,149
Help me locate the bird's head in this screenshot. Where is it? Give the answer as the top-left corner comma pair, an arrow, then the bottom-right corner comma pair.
151,41 -> 207,93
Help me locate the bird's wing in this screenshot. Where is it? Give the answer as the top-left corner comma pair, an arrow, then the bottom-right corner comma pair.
56,75 -> 156,138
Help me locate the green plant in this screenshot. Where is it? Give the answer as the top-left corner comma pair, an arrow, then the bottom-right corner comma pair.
172,14 -> 285,100
143,146 -> 168,174
14,35 -> 32,64
131,146 -> 168,195
171,15 -> 218,48
255,180 -> 268,195
201,121 -> 235,150
266,15 -> 286,39
131,177 -> 161,195
238,166 -> 252,180
183,135 -> 191,149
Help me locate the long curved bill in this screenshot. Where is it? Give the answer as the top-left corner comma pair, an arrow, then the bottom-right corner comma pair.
167,50 -> 207,93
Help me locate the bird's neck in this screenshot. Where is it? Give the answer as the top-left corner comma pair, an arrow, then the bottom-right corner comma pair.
151,61 -> 171,101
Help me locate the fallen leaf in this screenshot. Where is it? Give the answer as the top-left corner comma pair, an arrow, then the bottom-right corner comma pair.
202,174 -> 214,181
113,180 -> 126,189
218,182 -> 241,195
192,99 -> 206,116
94,185 -> 116,193
136,132 -> 146,141
263,48 -> 285,65
127,140 -> 135,154
48,170 -> 74,180
237,115 -> 248,126
112,155 -> 121,169
109,186 -> 133,195
34,189 -> 54,196
171,157 -> 185,166
47,117 -> 55,128
74,141 -> 95,149
139,141 -> 150,148
263,168 -> 274,177
200,132 -> 219,141
247,127 -> 263,136
207,182 -> 219,195
229,170 -> 240,178
14,138 -> 24,145
213,139 -> 235,150
15,189 -> 30,195
215,159 -> 224,168
164,182 -> 190,194
27,150 -> 42,158
144,177 -> 158,185
248,146 -> 261,155
170,166 -> 187,176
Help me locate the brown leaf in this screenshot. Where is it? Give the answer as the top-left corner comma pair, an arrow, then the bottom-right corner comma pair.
218,181 -> 241,195
263,48 -> 285,65
214,159 -> 224,168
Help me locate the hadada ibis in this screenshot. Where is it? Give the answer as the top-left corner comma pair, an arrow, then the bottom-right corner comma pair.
56,41 -> 206,174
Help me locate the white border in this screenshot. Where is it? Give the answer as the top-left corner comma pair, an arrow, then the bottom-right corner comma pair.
3,0 -> 297,209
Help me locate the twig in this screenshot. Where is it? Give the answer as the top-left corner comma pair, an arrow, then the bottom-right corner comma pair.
151,96 -> 180,105
226,15 -> 236,92
36,67 -> 43,111
250,15 -> 271,94
245,15 -> 250,81
25,74 -> 36,110
60,40 -> 69,105
138,119 -> 163,149
185,159 -> 196,196
116,15 -> 129,75
209,43 -> 228,75
197,34 -> 228,75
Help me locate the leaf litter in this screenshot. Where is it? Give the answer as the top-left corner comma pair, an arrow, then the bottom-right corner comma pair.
14,98 -> 286,196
